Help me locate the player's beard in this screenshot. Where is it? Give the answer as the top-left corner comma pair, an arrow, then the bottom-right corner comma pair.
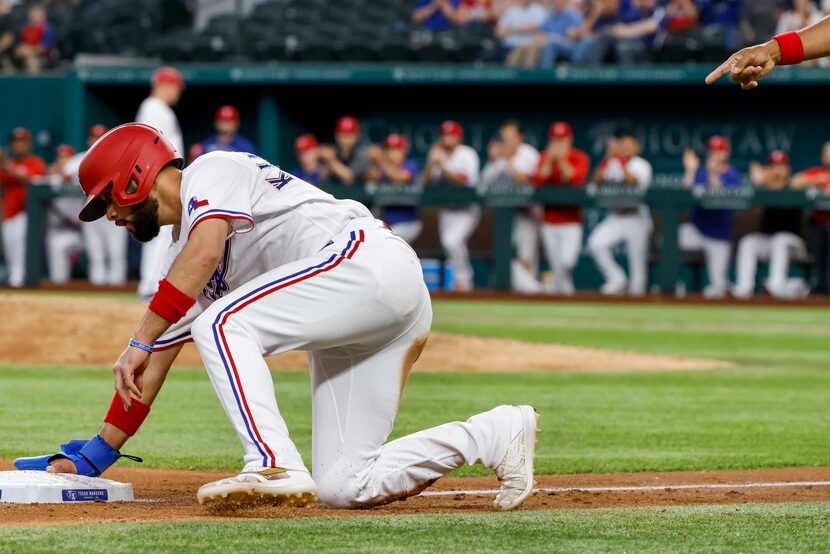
130,196 -> 161,243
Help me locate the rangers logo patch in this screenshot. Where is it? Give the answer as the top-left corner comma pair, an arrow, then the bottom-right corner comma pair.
188,196 -> 209,215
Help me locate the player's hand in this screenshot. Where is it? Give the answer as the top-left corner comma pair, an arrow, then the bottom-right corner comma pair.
683,148 -> 700,173
705,40 -> 781,90
45,458 -> 77,474
367,145 -> 383,161
113,345 -> 150,410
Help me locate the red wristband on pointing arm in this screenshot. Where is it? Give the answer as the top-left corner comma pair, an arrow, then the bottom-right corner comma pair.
149,279 -> 196,324
104,393 -> 151,436
773,32 -> 805,66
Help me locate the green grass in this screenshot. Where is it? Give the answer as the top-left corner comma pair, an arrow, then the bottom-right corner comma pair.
3,503 -> 830,553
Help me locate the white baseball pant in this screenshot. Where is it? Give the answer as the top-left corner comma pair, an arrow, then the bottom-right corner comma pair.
45,228 -> 82,284
390,220 -> 423,245
734,232 -> 808,299
439,206 -> 480,291
540,222 -> 582,295
588,213 -> 651,295
138,225 -> 173,297
2,213 -> 26,287
679,223 -> 731,297
189,218 -> 516,508
512,211 -> 541,293
82,218 -> 129,286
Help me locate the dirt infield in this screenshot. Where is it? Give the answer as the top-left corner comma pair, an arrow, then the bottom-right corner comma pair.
0,294 -> 730,373
2,460 -> 830,525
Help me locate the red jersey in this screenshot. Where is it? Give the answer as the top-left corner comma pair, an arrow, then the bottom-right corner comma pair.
801,167 -> 830,225
533,148 -> 590,225
0,155 -> 46,219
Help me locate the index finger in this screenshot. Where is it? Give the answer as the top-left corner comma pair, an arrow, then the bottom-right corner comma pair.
706,56 -> 737,85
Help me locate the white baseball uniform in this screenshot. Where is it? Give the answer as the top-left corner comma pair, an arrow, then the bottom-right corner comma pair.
152,152 -> 520,507
434,144 -> 481,291
64,151 -> 129,286
136,96 -> 184,298
587,156 -> 653,296
34,173 -> 84,284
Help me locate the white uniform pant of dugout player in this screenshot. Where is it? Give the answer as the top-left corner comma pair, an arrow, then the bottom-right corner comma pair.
189,219 -> 516,507
588,212 -> 651,296
734,232 -> 808,299
439,205 -> 480,290
678,223 -> 731,298
512,211 -> 542,294
82,218 -> 128,286
2,213 -> 26,287
540,223 -> 582,295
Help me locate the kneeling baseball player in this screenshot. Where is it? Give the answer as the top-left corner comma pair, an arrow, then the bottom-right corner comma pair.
14,123 -> 539,510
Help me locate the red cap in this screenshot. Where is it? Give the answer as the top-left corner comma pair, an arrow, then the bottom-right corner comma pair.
215,105 -> 240,123
707,135 -> 731,152
548,121 -> 573,140
384,133 -> 408,150
77,123 -> 183,222
151,66 -> 184,89
768,150 -> 790,165
440,120 -> 463,138
294,134 -> 318,153
88,124 -> 109,140
188,142 -> 204,162
56,144 -> 76,157
10,127 -> 31,141
336,115 -> 360,134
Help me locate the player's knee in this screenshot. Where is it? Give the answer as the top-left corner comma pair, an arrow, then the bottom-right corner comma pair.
315,472 -> 364,509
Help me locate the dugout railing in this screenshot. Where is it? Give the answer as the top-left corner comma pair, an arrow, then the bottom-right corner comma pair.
24,182 -> 829,291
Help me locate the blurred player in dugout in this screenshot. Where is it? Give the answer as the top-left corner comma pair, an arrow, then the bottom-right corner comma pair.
364,133 -> 422,244
733,150 -> 808,300
791,141 -> 830,295
198,105 -> 257,155
38,142 -> 82,285
423,120 -> 481,292
0,127 -> 45,287
319,115 -> 371,186
533,121 -> 590,296
292,133 -> 330,184
587,128 -> 653,296
136,66 -> 184,299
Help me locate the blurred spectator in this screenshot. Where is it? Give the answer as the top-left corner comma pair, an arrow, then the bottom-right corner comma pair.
365,133 -> 422,244
412,0 -> 463,31
319,116 -> 371,186
777,0 -> 823,35
568,0 -> 622,65
292,134 -> 330,185
698,0 -> 742,28
739,0 -> 778,47
201,105 -> 257,154
40,143 -> 83,284
459,0 -> 496,25
536,0 -> 584,68
0,127 -> 45,287
664,0 -> 699,32
496,0 -> 550,66
424,120 -> 481,292
679,135 -> 741,299
63,124 -> 129,287
534,121 -> 590,295
0,3 -> 54,74
481,120 -> 541,293
733,151 -> 808,300
580,0 -> 666,65
136,66 -> 185,299
791,141 -> 830,294
587,128 -> 653,296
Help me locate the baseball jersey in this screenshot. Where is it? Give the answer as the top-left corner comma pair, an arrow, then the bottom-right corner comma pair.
136,97 -> 184,155
202,133 -> 257,155
154,151 -> 372,350
382,160 -> 420,226
534,148 -> 590,225
799,167 -> 830,225
690,166 -> 742,241
0,154 -> 46,219
430,144 -> 480,186
481,143 -> 540,186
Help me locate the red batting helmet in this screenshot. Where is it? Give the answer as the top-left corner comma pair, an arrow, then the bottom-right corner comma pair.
77,123 -> 183,222
215,105 -> 240,122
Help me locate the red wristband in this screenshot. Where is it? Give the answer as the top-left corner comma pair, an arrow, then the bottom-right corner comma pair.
149,279 -> 196,324
104,393 -> 151,436
773,32 -> 804,66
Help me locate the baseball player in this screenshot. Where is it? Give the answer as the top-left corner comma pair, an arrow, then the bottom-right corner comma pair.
679,135 -> 741,299
136,66 -> 185,299
734,151 -> 808,300
201,105 -> 257,155
39,143 -> 83,284
587,129 -> 653,296
534,122 -> 590,296
62,125 -> 129,286
0,127 -> 45,287
291,134 -> 330,185
791,141 -> 830,294
318,116 -> 371,186
365,133 -> 422,244
706,15 -> 830,89
480,120 -> 541,294
15,123 -> 539,512
423,121 -> 481,292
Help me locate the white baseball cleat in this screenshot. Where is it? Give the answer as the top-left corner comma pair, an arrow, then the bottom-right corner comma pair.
494,405 -> 540,511
197,468 -> 317,506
